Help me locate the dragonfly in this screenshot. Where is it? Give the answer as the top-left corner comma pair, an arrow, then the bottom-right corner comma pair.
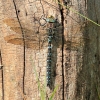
3,16 -> 62,88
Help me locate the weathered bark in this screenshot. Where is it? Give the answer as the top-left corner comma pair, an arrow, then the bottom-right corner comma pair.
0,0 -> 62,100
63,0 -> 100,100
0,0 -> 100,100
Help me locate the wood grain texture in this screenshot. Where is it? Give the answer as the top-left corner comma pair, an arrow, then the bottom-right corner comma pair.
1,0 -> 62,100
1,0 -> 100,100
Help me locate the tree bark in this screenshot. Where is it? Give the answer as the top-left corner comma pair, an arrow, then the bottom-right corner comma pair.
62,0 -> 100,100
0,0 -> 100,100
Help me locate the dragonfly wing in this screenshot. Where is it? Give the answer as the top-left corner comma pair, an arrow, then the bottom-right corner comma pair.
10,27 -> 22,34
3,18 -> 20,27
3,18 -> 47,36
4,34 -> 41,49
10,27 -> 39,38
4,34 -> 24,45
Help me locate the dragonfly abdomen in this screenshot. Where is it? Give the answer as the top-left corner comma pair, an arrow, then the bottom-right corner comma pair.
47,33 -> 53,87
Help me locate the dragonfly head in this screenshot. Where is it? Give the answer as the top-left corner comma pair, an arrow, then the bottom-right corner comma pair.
46,15 -> 56,23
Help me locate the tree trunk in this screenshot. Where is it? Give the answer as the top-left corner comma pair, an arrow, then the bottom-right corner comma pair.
0,0 -> 100,100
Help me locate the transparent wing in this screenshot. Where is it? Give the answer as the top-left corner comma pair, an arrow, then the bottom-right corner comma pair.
3,18 -> 47,36
3,18 -> 48,49
3,18 -> 20,27
4,34 -> 42,49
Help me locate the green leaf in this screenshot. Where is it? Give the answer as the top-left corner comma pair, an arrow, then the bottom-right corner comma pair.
49,85 -> 59,100
30,56 -> 46,100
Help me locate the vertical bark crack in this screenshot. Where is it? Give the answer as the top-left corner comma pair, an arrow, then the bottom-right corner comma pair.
0,50 -> 4,100
58,0 -> 65,99
12,0 -> 26,98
